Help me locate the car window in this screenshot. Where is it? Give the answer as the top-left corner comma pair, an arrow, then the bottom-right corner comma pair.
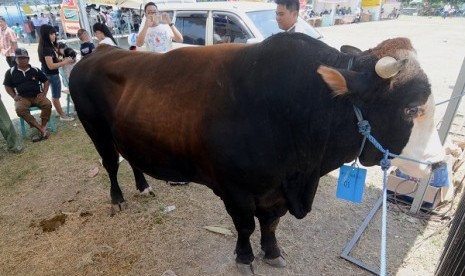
175,12 -> 207,46
246,10 -> 281,39
212,12 -> 251,44
246,10 -> 322,40
296,17 -> 322,39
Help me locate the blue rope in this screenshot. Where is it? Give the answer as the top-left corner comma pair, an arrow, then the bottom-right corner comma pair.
380,150 -> 389,276
353,106 -> 432,166
352,106 -> 433,276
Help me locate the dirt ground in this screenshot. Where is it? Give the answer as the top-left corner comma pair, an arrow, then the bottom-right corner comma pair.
0,16 -> 464,276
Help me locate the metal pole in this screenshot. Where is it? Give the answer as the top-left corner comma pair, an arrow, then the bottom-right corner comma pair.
15,0 -> 24,24
77,0 -> 91,35
4,6 -> 12,24
438,57 -> 465,144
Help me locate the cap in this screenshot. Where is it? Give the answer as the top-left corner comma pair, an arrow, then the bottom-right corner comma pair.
15,48 -> 29,58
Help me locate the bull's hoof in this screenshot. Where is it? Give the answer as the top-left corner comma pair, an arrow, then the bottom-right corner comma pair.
259,250 -> 287,268
110,202 -> 128,216
140,187 -> 155,196
263,255 -> 287,268
236,262 -> 255,276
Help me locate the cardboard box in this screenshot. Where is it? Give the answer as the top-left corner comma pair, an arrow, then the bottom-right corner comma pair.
387,174 -> 448,209
387,155 -> 456,209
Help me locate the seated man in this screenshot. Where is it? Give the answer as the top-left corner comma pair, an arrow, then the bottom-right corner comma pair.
3,48 -> 52,142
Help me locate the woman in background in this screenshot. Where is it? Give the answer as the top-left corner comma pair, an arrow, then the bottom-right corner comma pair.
38,24 -> 75,121
93,23 -> 117,46
57,42 -> 77,88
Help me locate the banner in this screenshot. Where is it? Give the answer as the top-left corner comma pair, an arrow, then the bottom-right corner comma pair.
318,0 -> 347,3
362,0 -> 381,7
61,0 -> 81,35
21,5 -> 33,15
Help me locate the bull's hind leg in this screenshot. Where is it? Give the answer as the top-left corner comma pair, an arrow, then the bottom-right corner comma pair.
100,146 -> 127,212
256,206 -> 287,268
81,121 -> 126,212
131,165 -> 154,196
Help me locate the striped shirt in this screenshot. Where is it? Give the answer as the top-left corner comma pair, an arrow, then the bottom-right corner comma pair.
0,26 -> 17,57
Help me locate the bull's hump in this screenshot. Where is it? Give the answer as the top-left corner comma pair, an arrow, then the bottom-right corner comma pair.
370,37 -> 415,59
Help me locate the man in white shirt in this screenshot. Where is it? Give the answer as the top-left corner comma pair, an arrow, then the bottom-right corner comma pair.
136,2 -> 183,53
275,0 -> 303,33
39,13 -> 49,26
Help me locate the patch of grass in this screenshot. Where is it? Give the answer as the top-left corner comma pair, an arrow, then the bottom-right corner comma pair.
0,120 -> 97,190
152,214 -> 165,224
1,163 -> 39,187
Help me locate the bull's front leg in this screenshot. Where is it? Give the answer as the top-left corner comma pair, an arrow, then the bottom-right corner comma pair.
222,192 -> 256,276
256,207 -> 287,268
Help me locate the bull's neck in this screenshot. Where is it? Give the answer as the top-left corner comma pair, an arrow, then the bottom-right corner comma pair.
319,98 -> 364,176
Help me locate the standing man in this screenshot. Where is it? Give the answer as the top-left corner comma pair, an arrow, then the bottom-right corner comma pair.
39,13 -> 49,26
24,16 -> 35,42
3,48 -> 52,142
32,14 -> 41,40
0,94 -> 23,153
275,0 -> 307,33
136,2 -> 187,185
0,16 -> 18,67
136,2 -> 183,53
49,12 -> 57,33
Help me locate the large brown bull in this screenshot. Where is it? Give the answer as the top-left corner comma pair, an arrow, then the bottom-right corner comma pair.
69,33 -> 443,274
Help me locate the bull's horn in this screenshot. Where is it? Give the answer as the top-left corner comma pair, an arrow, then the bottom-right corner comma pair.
375,56 -> 407,79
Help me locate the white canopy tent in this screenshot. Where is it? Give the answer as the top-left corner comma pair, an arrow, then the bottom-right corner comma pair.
83,0 -> 145,9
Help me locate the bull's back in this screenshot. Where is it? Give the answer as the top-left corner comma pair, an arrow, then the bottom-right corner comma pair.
70,44 -> 252,182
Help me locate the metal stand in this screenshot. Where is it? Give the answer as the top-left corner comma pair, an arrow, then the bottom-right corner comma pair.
409,177 -> 431,214
341,196 -> 382,275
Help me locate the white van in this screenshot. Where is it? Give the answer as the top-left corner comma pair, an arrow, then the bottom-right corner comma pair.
145,2 -> 322,47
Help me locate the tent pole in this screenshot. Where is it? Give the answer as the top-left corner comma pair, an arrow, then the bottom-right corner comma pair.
77,0 -> 91,35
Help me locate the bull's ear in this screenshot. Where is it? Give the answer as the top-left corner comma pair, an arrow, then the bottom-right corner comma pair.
317,65 -> 348,96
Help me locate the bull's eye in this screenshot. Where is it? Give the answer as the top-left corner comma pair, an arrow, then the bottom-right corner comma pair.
404,106 -> 419,117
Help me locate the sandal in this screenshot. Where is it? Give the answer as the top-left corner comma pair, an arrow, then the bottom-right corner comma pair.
32,134 -> 43,142
31,132 -> 48,143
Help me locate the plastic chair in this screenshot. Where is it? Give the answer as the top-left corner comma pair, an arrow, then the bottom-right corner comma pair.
19,106 -> 56,139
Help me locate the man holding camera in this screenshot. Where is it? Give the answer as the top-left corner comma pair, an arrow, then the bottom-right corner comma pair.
136,2 -> 183,53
